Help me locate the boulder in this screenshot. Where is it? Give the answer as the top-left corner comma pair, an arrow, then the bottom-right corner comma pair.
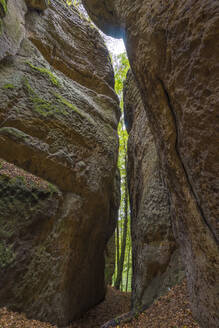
124,70 -> 184,311
0,0 -> 120,326
82,0 -> 219,327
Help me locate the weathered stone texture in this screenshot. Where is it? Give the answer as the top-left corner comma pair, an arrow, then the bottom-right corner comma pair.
0,0 -> 120,326
105,169 -> 120,286
82,0 -> 219,327
0,0 -> 7,18
25,1 -> 116,99
0,0 -> 26,60
124,70 -> 184,310
25,0 -> 49,11
105,233 -> 116,286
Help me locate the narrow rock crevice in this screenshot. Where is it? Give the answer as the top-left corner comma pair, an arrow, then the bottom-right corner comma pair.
159,78 -> 218,246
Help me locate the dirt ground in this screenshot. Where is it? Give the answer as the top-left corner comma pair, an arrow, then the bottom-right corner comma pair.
121,280 -> 200,328
0,280 -> 200,328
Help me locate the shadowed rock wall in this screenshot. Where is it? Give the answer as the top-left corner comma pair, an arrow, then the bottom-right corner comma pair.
124,70 -> 184,311
0,0 -> 120,326
82,1 -> 219,327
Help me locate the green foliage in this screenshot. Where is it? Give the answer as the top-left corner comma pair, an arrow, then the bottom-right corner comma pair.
66,0 -> 80,6
111,52 -> 132,292
113,51 -> 130,176
0,0 -> 7,15
114,52 -> 130,98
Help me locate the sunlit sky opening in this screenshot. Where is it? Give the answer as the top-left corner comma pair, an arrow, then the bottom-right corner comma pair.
105,37 -> 126,55
78,1 -> 126,56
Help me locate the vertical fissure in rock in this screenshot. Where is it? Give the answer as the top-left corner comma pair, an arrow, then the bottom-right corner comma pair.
159,78 -> 218,246
122,69 -> 184,314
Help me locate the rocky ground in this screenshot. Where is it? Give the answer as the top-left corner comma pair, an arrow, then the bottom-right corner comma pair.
0,280 -> 200,328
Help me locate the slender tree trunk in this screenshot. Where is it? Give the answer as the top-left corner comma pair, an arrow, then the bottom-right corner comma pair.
116,219 -> 120,282
126,242 -> 131,292
114,162 -> 128,290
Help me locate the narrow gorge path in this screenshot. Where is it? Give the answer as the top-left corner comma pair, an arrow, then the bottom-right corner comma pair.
0,287 -> 130,328
0,281 -> 200,328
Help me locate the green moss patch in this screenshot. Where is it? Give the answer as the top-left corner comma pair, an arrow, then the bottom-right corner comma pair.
3,83 -> 15,89
54,92 -> 94,124
54,93 -> 80,113
23,77 -> 94,125
0,242 -> 15,268
26,62 -> 60,87
0,0 -> 7,17
23,79 -> 68,117
32,97 -> 59,117
0,172 -> 59,240
0,159 -> 60,195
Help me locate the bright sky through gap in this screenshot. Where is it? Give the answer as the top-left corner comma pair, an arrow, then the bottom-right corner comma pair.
78,1 -> 126,55
105,37 -> 126,55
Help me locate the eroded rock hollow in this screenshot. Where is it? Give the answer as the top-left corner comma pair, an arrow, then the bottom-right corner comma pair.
82,0 -> 219,327
0,0 -> 120,326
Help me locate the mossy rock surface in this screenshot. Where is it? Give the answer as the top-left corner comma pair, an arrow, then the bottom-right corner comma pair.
0,0 -> 120,326
0,159 -> 61,248
0,0 -> 7,18
81,0 -> 219,327
0,242 -> 15,269
0,159 -> 62,314
0,36 -> 119,193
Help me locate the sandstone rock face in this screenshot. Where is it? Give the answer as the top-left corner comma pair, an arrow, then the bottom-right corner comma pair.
25,0 -> 49,11
105,170 -> 120,286
82,1 -> 219,327
0,0 -> 7,18
0,0 -> 120,326
25,2 -> 116,99
0,0 -> 26,60
105,234 -> 116,285
124,70 -> 184,311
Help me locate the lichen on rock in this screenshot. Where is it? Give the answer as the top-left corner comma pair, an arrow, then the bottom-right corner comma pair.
0,0 -> 120,326
26,62 -> 60,87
